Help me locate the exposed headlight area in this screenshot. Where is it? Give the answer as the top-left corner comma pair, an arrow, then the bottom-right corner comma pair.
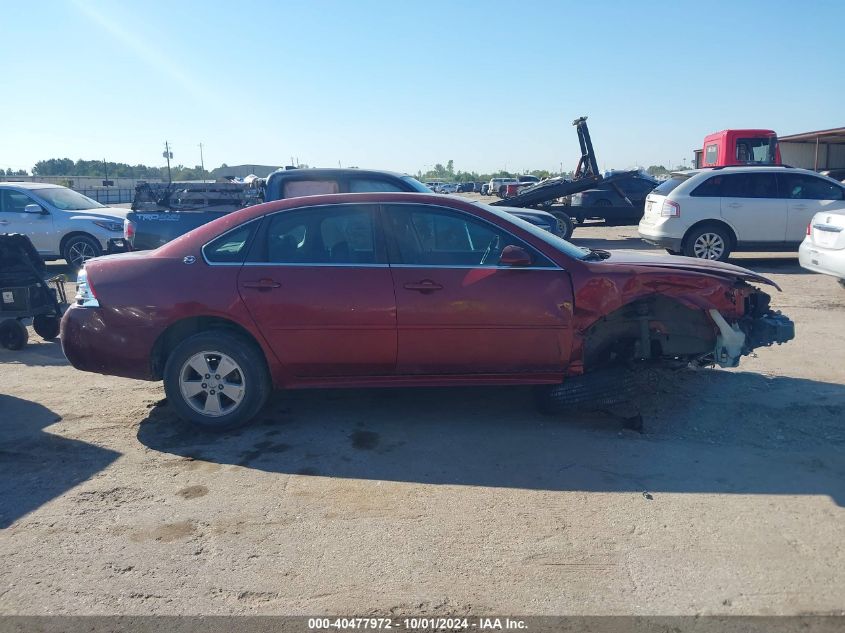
92,220 -> 124,232
74,268 -> 99,307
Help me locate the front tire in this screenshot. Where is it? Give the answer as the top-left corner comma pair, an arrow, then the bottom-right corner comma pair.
553,212 -> 575,240
163,331 -> 271,431
683,224 -> 732,262
62,235 -> 101,269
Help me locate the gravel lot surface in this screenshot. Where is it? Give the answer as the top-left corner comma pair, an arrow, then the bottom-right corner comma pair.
1,210 -> 843,616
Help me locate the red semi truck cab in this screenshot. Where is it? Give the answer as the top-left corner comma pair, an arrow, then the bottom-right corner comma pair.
694,129 -> 781,168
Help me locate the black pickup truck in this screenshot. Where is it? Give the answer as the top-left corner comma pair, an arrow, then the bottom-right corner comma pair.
124,168 -> 565,250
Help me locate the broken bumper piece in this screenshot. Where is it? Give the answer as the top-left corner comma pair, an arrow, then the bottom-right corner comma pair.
709,309 -> 795,368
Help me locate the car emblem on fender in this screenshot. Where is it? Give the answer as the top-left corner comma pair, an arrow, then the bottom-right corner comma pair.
183,255 -> 196,264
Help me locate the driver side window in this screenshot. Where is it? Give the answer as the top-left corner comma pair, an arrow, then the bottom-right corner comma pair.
383,204 -> 526,267
0,190 -> 35,213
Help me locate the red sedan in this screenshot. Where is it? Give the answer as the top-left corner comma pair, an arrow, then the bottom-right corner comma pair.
61,192 -> 794,430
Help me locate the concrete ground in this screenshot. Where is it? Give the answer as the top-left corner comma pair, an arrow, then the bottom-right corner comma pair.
1,218 -> 843,616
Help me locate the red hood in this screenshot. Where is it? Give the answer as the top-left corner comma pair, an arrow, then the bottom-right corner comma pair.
589,250 -> 781,291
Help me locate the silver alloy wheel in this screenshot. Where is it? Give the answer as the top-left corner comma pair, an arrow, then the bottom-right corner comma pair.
692,232 -> 726,260
67,240 -> 98,267
179,351 -> 246,417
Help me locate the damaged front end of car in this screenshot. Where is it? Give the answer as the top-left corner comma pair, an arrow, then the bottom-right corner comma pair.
574,270 -> 795,374
706,286 -> 795,368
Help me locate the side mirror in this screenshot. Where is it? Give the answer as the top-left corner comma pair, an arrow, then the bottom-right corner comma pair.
498,244 -> 532,267
24,204 -> 45,215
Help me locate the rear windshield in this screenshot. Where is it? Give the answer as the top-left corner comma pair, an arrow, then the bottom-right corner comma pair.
652,176 -> 688,196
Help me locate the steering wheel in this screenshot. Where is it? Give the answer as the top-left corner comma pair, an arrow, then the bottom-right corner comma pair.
479,235 -> 501,266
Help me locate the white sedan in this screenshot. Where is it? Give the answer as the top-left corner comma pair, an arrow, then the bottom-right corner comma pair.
799,210 -> 845,288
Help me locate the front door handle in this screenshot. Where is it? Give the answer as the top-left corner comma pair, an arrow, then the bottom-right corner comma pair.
242,278 -> 281,290
792,204 -> 808,210
403,280 -> 443,293
0,220 -> 9,225
726,202 -> 742,208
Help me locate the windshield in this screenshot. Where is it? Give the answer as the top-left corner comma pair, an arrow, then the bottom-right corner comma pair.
401,176 -> 432,193
32,187 -> 105,210
474,202 -> 590,261
736,137 -> 777,164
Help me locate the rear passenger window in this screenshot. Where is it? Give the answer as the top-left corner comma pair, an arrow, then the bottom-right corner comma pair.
263,204 -> 380,265
690,176 -> 723,197
348,179 -> 404,193
779,174 -> 845,201
282,180 -> 340,198
204,221 -> 258,263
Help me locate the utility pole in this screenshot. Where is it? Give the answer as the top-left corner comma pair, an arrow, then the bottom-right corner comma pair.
163,141 -> 173,184
103,158 -> 108,185
198,143 -> 205,176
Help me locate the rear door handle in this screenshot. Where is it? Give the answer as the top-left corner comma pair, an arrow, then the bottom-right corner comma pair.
242,278 -> 281,289
0,220 -> 9,225
792,204 -> 808,210
726,202 -> 742,208
403,280 -> 443,293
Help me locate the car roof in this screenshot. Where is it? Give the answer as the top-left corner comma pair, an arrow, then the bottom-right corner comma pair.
676,166 -> 829,179
266,167 -> 413,179
0,181 -> 64,190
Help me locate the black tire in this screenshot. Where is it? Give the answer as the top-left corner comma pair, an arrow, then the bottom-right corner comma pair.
682,224 -> 732,262
0,319 -> 28,350
163,331 -> 271,431
534,366 -> 635,415
62,235 -> 101,269
553,212 -> 575,240
33,314 -> 60,340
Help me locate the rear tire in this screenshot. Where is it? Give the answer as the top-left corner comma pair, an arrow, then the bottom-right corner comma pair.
33,314 -> 60,340
683,224 -> 732,262
0,319 -> 28,350
163,331 -> 271,431
534,366 -> 635,415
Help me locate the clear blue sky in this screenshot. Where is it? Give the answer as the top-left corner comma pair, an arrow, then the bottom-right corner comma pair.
2,0 -> 843,175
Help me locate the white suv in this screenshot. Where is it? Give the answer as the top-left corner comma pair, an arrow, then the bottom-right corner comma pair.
488,177 -> 518,198
0,182 -> 128,267
638,166 -> 845,261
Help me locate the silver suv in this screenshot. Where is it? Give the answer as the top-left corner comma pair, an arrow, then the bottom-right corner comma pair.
0,182 -> 128,267
638,166 -> 845,260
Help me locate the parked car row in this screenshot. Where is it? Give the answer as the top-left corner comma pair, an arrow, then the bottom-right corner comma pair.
3,165 -> 843,288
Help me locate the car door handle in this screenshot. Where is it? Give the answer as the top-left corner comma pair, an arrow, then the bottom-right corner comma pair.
726,202 -> 742,208
0,220 -> 9,225
242,278 -> 281,289
403,280 -> 443,293
792,204 -> 808,210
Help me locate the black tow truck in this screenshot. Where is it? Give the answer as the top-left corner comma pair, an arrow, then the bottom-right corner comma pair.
490,117 -> 641,239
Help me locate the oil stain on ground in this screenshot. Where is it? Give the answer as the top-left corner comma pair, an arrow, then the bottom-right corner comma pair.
176,485 -> 209,500
350,430 -> 380,450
